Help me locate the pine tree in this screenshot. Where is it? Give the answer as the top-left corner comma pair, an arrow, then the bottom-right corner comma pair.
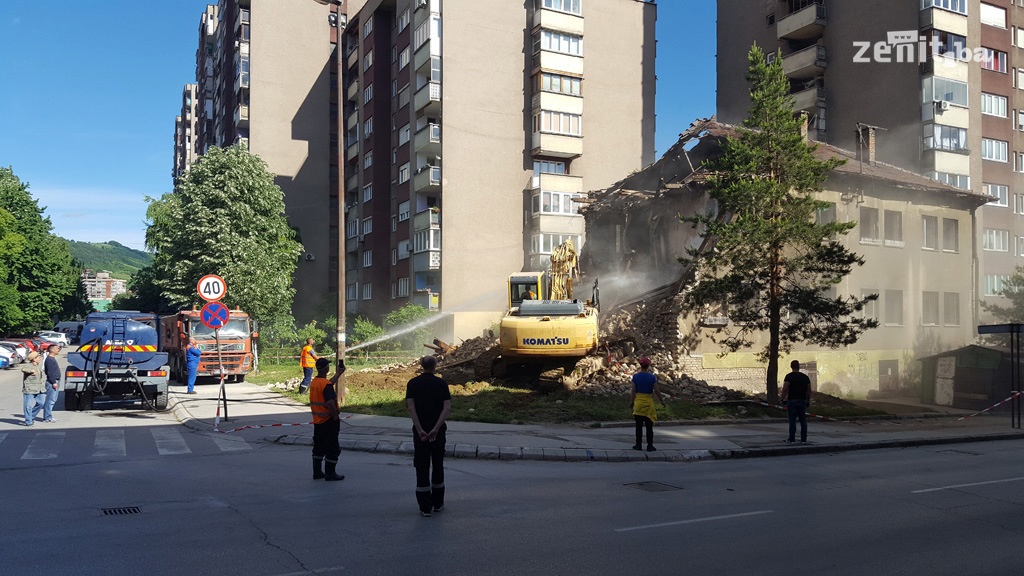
682,45 -> 878,403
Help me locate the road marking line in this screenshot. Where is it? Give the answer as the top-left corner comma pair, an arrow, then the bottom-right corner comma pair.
152,428 -> 191,455
0,432 -> 7,443
211,434 -> 251,452
911,476 -> 1024,494
21,432 -> 65,460
94,429 -> 126,457
615,510 -> 774,532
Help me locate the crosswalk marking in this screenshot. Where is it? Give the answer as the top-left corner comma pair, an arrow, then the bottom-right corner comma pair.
94,429 -> 126,457
211,434 -> 251,452
151,428 -> 191,455
22,432 -> 65,460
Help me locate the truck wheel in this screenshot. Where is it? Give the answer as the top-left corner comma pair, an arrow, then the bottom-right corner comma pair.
64,390 -> 80,411
235,374 -> 245,383
79,391 -> 94,411
154,391 -> 168,410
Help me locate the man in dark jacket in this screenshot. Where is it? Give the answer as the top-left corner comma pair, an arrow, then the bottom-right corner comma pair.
43,344 -> 61,423
406,355 -> 451,517
780,360 -> 812,443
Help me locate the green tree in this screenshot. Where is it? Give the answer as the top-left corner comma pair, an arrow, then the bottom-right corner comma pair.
981,265 -> 1024,323
109,264 -> 173,314
145,145 -> 302,327
0,167 -> 79,333
351,315 -> 385,351
384,304 -> 435,351
681,45 -> 877,403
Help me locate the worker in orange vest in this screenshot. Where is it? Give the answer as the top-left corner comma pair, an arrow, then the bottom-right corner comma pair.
298,337 -> 319,394
309,357 -> 346,481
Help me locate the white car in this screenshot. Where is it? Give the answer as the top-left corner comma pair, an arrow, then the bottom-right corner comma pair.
0,341 -> 27,362
0,345 -> 15,366
37,331 -> 70,347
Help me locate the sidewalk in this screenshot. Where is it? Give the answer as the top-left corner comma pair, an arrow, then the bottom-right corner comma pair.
170,380 -> 1024,462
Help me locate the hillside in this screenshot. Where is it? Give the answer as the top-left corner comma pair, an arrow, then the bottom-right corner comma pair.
65,240 -> 153,280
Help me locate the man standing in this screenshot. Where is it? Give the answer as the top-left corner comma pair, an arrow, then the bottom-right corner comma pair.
21,351 -> 46,426
309,357 -> 346,481
298,338 -> 319,394
185,337 -> 202,395
406,355 -> 451,517
780,360 -> 812,443
43,344 -> 61,423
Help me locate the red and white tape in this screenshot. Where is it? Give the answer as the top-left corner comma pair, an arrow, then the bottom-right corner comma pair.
757,401 -> 834,422
213,414 -> 353,433
956,391 -> 1022,421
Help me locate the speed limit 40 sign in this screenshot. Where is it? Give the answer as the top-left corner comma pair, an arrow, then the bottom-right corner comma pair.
197,274 -> 227,302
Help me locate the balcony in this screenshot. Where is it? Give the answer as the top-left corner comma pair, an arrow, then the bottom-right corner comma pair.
234,104 -> 249,127
414,81 -> 441,114
777,2 -> 826,41
783,45 -> 827,80
345,173 -> 359,193
532,7 -> 584,37
531,132 -> 583,159
414,123 -> 441,155
411,291 -> 440,312
413,208 -> 440,232
412,250 -> 442,273
920,6 -> 968,37
791,85 -> 825,114
529,172 -> 583,193
413,165 -> 442,192
346,140 -> 359,162
533,50 -> 583,76
531,91 -> 583,115
346,112 -> 359,131
347,48 -> 359,71
346,79 -> 360,102
414,37 -> 437,72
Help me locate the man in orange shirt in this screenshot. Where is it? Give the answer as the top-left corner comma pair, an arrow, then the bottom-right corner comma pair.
298,337 -> 318,394
309,357 -> 346,481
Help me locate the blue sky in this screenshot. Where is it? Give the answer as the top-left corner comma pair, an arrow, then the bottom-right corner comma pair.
0,0 -> 716,251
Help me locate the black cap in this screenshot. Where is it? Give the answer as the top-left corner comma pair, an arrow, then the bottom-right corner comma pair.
315,358 -> 331,370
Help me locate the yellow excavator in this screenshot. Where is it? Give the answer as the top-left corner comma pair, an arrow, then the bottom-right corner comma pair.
492,240 -> 600,386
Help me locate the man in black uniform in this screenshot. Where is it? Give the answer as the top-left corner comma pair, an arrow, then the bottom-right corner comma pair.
309,358 -> 346,481
405,355 -> 451,517
780,360 -> 812,443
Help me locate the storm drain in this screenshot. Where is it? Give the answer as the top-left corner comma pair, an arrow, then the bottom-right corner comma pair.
102,507 -> 141,516
625,481 -> 682,492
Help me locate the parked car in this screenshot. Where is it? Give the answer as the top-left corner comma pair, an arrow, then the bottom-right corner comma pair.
0,356 -> 8,369
0,341 -> 28,362
0,346 -> 14,367
36,330 -> 70,347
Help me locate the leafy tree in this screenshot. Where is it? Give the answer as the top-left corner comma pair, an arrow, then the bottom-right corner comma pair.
351,315 -> 385,351
0,167 -> 79,333
681,45 -> 877,403
109,264 -> 173,314
145,145 -> 302,327
384,304 -> 435,351
981,265 -> 1024,323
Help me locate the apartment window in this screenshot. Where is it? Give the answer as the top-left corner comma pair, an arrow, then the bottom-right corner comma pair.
932,30 -> 968,60
980,3 -> 1007,27
363,50 -> 374,71
984,274 -> 1010,296
414,20 -> 429,49
981,138 -> 1009,162
1018,111 -> 1024,131
361,283 -> 372,300
413,229 -> 441,253
536,72 -> 582,96
933,171 -> 970,189
981,93 -> 1008,118
1017,27 -> 1024,48
985,183 -> 1009,206
346,282 -> 358,302
362,249 -> 372,268
391,215 -> 397,232
531,233 -> 581,255
942,218 -> 959,252
346,218 -> 359,239
922,291 -> 940,326
398,277 -> 410,297
398,47 -> 410,70
399,124 -> 411,145
862,289 -> 879,322
363,84 -> 374,103
361,217 -> 372,237
363,151 -> 373,169
532,191 -> 583,215
885,290 -> 904,325
391,248 -> 398,265
860,207 -> 880,244
1016,194 -> 1024,214
533,30 -> 583,56
1017,153 -> 1024,172
398,162 -> 410,184
922,215 -> 939,250
398,239 -> 411,259
363,18 -> 373,38
884,210 -> 904,247
1018,236 -> 1024,256
534,160 -> 566,175
397,9 -> 410,32
815,202 -> 836,225
922,76 -> 969,107
980,47 -> 1008,72
363,117 -> 373,138
925,124 -> 967,152
537,0 -> 582,15
983,228 -> 1009,251
397,85 -> 410,108
943,293 -> 960,325
362,183 -> 373,202
533,110 -> 582,136
921,0 -> 967,14
398,200 -> 410,221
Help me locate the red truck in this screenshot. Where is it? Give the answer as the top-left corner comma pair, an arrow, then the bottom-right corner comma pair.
160,309 -> 257,383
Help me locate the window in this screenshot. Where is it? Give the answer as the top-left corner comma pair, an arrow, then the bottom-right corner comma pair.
532,191 -> 583,215
532,110 -> 582,136
398,200 -> 410,221
391,215 -> 397,232
398,239 -> 411,259
531,233 -> 581,255
1016,194 -> 1024,214
980,47 -> 1008,72
534,160 -> 566,175
985,183 -> 1009,206
537,0 -> 582,15
363,117 -> 373,138
922,291 -> 940,326
981,93 -> 1008,117
983,228 -> 1009,251
345,218 -> 358,239
980,3 -> 1007,27
397,85 -> 409,108
398,277 -> 410,297
363,49 -> 374,71
363,151 -> 373,169
982,138 -> 1009,162
362,183 -> 373,202
413,229 -> 441,253
921,0 -> 967,14
884,210 -> 904,247
932,30 -> 968,60
391,248 -> 398,265
922,215 -> 939,250
533,30 -> 583,56
346,282 -> 358,301
536,72 -> 582,96
1018,110 -> 1024,131
984,274 -> 1010,296
361,217 -> 372,236
361,283 -> 372,300
398,47 -> 410,70
1018,236 -> 1024,256
362,250 -> 372,268
885,290 -> 904,325
398,162 -> 410,184
943,293 -> 960,325
942,218 -> 959,252
397,9 -> 410,32
399,124 -> 411,145
414,20 -> 429,49
862,289 -> 879,321
923,76 -> 968,107
933,171 -> 970,190
363,18 -> 373,38
363,84 -> 374,103
815,203 -> 836,225
860,207 -> 880,244
925,124 -> 967,152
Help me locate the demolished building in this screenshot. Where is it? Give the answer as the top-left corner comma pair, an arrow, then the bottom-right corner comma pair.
582,118 -> 992,398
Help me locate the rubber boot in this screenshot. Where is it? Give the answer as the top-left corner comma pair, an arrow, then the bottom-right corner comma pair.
431,484 -> 445,512
416,487 -> 432,516
324,459 -> 345,481
313,457 -> 324,480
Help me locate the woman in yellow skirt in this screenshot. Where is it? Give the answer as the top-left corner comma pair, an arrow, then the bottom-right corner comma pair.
630,357 -> 664,451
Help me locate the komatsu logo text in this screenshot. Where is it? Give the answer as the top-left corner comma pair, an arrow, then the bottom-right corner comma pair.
522,337 -> 570,346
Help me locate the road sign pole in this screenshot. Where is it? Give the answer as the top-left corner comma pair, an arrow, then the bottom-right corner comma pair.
216,327 -> 228,421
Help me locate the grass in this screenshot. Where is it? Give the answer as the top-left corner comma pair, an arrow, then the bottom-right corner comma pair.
245,361 -> 888,424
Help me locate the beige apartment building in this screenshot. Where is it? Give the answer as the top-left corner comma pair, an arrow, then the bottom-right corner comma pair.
717,0 -> 1024,324
335,0 -> 656,340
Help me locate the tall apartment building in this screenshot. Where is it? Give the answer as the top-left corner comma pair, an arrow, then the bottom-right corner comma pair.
718,0 -> 1024,323
173,83 -> 199,181
338,0 -> 656,341
172,0 -> 336,322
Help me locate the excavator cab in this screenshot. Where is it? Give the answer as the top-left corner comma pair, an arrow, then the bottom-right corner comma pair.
508,272 -> 545,309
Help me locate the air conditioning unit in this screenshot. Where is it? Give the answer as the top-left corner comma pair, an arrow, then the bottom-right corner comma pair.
416,0 -> 428,9
940,100 -> 951,111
